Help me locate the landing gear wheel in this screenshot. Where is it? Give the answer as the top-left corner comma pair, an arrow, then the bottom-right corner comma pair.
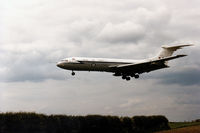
134,74 -> 139,79
122,75 -> 126,80
72,71 -> 75,76
126,77 -> 131,81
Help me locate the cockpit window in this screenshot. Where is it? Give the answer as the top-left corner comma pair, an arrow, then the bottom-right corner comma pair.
61,59 -> 68,62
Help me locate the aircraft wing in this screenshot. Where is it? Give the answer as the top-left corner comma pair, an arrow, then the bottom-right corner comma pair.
110,54 -> 187,74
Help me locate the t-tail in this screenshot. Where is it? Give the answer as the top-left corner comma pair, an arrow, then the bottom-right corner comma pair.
151,44 -> 193,65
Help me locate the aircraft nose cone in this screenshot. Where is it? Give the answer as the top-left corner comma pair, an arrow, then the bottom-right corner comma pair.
56,62 -> 63,68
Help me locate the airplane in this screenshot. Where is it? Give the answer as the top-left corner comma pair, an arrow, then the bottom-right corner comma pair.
56,44 -> 193,81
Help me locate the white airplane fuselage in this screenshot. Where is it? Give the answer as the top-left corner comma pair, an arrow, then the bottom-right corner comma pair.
56,44 -> 192,80
57,57 -> 145,72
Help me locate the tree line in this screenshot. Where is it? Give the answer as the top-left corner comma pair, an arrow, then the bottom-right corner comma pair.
0,112 -> 170,133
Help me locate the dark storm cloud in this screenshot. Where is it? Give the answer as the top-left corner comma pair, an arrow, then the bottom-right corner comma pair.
158,68 -> 200,86
152,45 -> 200,86
0,49 -> 65,82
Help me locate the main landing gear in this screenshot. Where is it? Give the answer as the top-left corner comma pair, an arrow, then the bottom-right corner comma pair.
134,74 -> 139,79
121,74 -> 139,81
122,75 -> 131,81
71,71 -> 75,76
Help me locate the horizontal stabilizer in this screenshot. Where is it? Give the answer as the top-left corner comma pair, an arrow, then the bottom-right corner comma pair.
162,44 -> 194,50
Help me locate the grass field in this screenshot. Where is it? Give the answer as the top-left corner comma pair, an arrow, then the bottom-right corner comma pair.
169,121 -> 200,129
155,121 -> 200,133
156,125 -> 200,133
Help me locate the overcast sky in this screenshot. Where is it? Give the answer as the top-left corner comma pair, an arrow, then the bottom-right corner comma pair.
0,0 -> 200,121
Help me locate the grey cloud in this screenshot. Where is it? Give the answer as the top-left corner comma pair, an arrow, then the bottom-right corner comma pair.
0,0 -> 199,83
157,68 -> 200,86
176,95 -> 200,105
1,0 -> 200,121
66,20 -> 102,43
97,22 -> 145,43
0,49 -> 64,82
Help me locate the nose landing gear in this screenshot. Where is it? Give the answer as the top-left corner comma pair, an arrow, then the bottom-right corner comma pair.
71,71 -> 75,76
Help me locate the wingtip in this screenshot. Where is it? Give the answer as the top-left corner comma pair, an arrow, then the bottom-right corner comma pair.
182,43 -> 194,47
177,54 -> 188,57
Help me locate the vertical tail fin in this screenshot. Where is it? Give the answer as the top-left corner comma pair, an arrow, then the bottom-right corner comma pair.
157,44 -> 193,59
150,44 -> 193,65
